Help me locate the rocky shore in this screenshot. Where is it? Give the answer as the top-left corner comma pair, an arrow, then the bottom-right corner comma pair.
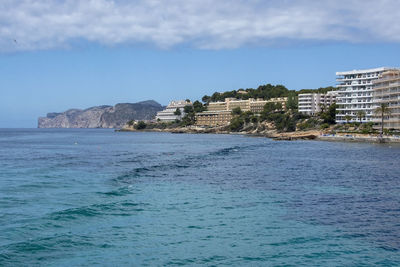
118,125 -> 322,141
118,125 -> 400,143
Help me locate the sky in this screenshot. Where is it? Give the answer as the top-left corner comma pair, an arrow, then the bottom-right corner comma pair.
1,0 -> 400,127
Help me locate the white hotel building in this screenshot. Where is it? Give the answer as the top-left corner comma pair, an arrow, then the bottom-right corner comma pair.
155,100 -> 192,122
298,91 -> 338,115
335,67 -> 392,123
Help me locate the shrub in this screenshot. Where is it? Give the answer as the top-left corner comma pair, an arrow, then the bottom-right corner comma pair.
297,118 -> 320,131
134,121 -> 147,130
232,107 -> 242,115
383,128 -> 390,135
174,108 -> 182,116
250,116 -> 258,124
229,117 -> 244,131
320,123 -> 330,129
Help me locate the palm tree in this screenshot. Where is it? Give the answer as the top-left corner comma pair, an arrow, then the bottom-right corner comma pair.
344,115 -> 352,124
374,103 -> 392,137
318,103 -> 326,114
356,110 -> 366,123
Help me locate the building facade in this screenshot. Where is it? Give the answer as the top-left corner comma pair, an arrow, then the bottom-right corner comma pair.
372,69 -> 400,130
249,97 -> 287,113
195,111 -> 232,126
195,97 -> 287,126
207,101 -> 227,111
207,97 -> 287,113
156,100 -> 192,122
335,67 -> 391,123
298,91 -> 337,115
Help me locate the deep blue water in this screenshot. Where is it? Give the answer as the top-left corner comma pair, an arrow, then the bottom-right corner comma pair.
0,129 -> 400,266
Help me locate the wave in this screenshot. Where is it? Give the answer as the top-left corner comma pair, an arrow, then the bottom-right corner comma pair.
48,201 -> 148,221
208,145 -> 243,156
111,144 -> 262,186
0,235 -> 100,266
112,163 -> 191,185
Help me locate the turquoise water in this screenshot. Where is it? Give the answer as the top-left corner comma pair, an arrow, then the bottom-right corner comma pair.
0,129 -> 400,266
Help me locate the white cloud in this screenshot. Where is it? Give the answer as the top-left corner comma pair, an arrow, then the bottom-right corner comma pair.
1,0 -> 400,52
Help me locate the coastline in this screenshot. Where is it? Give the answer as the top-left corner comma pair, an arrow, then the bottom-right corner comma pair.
117,127 -> 400,143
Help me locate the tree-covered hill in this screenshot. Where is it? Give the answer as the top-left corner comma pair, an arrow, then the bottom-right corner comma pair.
202,84 -> 291,103
201,84 -> 337,104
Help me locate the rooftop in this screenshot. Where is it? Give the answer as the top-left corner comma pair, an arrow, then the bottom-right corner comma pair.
336,67 -> 393,76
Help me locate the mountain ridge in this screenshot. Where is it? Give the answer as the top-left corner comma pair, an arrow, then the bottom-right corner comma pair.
38,100 -> 163,128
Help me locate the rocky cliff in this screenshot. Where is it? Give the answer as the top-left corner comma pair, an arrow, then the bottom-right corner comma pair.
38,100 -> 163,128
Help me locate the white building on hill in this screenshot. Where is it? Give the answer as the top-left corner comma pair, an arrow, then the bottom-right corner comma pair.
335,67 -> 392,123
156,100 -> 192,122
298,91 -> 338,115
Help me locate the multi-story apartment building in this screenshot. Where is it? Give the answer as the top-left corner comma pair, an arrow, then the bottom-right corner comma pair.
195,97 -> 287,126
207,101 -> 227,111
298,91 -> 338,115
249,97 -> 287,113
335,67 -> 391,123
195,110 -> 232,127
373,69 -> 400,130
156,100 -> 192,122
207,97 -> 287,113
227,98 -> 251,111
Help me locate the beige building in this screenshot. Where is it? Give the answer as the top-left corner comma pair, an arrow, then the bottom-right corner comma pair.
249,97 -> 287,113
195,111 -> 232,126
373,69 -> 400,130
195,97 -> 287,126
207,101 -> 227,111
207,97 -> 287,113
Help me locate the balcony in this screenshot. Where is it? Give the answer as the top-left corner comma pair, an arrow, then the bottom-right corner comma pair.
336,76 -> 377,82
373,82 -> 400,90
372,75 -> 400,84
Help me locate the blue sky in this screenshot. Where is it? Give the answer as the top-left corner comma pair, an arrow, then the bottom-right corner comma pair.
1,0 -> 400,127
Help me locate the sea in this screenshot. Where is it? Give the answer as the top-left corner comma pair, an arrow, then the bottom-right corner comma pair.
0,128 -> 400,266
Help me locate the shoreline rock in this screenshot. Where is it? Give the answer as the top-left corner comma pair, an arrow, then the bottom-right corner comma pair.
117,125 -> 400,143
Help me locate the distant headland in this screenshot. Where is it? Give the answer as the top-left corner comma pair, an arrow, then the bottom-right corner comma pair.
38,100 -> 163,128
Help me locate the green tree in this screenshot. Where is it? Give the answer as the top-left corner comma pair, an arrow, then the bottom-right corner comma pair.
320,123 -> 330,129
180,112 -> 195,126
134,121 -> 146,130
232,107 -> 242,115
250,116 -> 258,124
263,102 -> 278,114
202,95 -> 211,104
174,108 -> 182,116
356,110 -> 366,123
286,91 -> 298,110
318,104 -> 327,114
183,105 -> 194,114
275,102 -> 283,112
229,117 -> 244,131
375,103 -> 392,137
193,101 -> 206,112
268,113 -> 296,132
202,83 -> 290,102
344,115 -> 352,124
298,86 -> 337,95
320,103 -> 337,124
127,120 -> 135,126
242,111 -> 253,124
